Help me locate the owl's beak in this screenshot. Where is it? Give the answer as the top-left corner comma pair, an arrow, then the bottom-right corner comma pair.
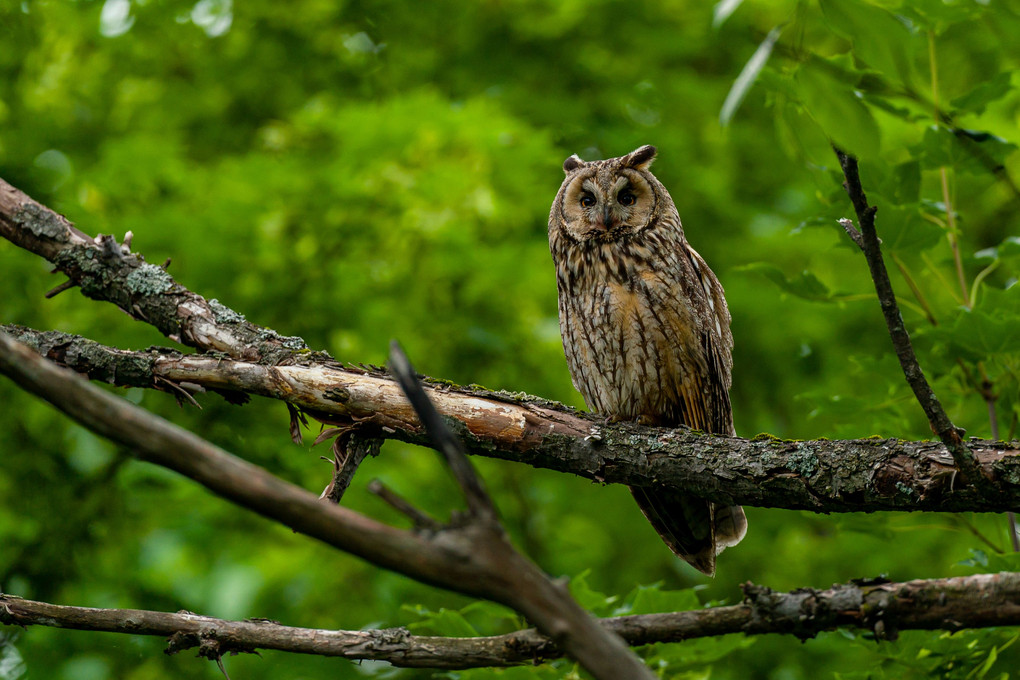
601,205 -> 614,230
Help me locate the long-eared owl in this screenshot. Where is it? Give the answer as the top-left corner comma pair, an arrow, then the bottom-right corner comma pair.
548,144 -> 746,575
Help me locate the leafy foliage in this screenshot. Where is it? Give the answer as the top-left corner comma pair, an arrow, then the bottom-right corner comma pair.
1,0 -> 1019,678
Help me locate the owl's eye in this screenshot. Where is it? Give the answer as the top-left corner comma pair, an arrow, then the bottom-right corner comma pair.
580,193 -> 596,208
618,191 -> 637,207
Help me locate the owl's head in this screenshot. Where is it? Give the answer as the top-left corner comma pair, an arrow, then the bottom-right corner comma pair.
550,144 -> 673,245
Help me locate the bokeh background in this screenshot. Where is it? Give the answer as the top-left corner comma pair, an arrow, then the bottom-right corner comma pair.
2,0 -> 1020,678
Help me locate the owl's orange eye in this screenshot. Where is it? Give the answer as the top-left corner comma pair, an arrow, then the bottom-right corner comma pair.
580,194 -> 596,208
618,191 -> 636,206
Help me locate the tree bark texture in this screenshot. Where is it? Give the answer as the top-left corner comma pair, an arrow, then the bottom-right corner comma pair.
4,573 -> 1018,668
4,323 -> 1020,514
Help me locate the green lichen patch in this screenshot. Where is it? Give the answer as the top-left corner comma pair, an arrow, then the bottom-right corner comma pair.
894,482 -> 916,496
787,447 -> 819,477
126,263 -> 174,295
14,203 -> 68,240
208,298 -> 246,324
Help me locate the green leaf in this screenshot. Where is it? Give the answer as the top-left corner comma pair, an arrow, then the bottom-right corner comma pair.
568,570 -> 617,616
796,62 -> 881,160
720,25 -> 783,126
736,262 -> 855,302
976,236 -> 1020,261
911,125 -> 1019,175
818,0 -> 915,86
876,206 -> 943,253
934,285 -> 1020,358
713,0 -> 744,28
951,72 -> 1015,115
405,607 -> 480,637
774,98 -> 835,167
623,582 -> 701,615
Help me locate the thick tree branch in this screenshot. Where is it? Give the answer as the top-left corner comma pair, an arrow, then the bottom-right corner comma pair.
0,178 -> 308,361
5,323 -> 1020,514
834,150 -> 990,494
0,331 -> 654,679
6,176 -> 1019,512
4,573 -> 1019,668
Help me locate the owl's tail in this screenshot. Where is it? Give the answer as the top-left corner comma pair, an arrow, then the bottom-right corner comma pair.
630,487 -> 747,576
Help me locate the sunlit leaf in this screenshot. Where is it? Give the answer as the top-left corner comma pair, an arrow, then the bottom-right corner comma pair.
720,25 -> 783,126
713,0 -> 744,27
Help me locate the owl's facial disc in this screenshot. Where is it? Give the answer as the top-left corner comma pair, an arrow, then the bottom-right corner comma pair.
560,169 -> 655,243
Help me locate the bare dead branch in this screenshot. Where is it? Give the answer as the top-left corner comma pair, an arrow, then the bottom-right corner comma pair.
834,150 -> 992,495
367,480 -> 444,531
6,323 -> 1020,514
388,340 -> 496,521
5,573 -> 1020,669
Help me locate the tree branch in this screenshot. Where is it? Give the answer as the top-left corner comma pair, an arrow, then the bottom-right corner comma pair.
0,330 -> 655,679
834,150 -> 991,494
0,178 -> 308,361
5,323 -> 1020,514
5,573 -> 1019,668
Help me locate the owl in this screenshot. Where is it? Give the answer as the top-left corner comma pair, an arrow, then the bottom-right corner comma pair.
548,145 -> 746,575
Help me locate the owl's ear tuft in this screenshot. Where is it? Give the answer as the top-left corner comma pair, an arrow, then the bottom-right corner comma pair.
563,154 -> 585,174
624,145 -> 657,170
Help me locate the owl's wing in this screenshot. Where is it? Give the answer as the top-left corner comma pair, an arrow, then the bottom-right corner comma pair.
631,241 -> 746,575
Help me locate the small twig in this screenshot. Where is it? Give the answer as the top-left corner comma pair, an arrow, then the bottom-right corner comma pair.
320,435 -> 380,504
367,479 -> 443,531
834,149 -> 993,496
952,514 -> 1004,554
388,340 -> 496,522
44,279 -> 76,299
838,218 -> 865,251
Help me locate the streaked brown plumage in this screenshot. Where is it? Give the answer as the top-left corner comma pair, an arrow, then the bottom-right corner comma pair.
548,145 -> 746,575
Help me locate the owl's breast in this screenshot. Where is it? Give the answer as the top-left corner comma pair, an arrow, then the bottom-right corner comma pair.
559,263 -> 703,421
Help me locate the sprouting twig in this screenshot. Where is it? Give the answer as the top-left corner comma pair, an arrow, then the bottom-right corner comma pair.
838,218 -> 865,251
44,279 -> 76,299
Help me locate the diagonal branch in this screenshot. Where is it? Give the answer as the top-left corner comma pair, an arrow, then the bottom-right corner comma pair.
4,573 -> 1019,669
834,150 -> 991,494
6,323 -> 1020,514
0,178 -> 307,361
0,330 -> 654,679
388,340 -> 496,521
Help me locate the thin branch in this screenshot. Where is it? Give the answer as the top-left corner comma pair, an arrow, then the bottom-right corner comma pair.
386,342 -> 653,679
6,323 -> 1020,514
388,340 -> 496,521
834,150 -> 993,496
368,480 -> 444,532
4,573 -> 1020,668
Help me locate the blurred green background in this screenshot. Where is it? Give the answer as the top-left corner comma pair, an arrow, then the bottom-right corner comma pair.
2,0 -> 1020,678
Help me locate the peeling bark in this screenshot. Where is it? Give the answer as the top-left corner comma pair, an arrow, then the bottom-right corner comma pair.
5,323 -> 1020,513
